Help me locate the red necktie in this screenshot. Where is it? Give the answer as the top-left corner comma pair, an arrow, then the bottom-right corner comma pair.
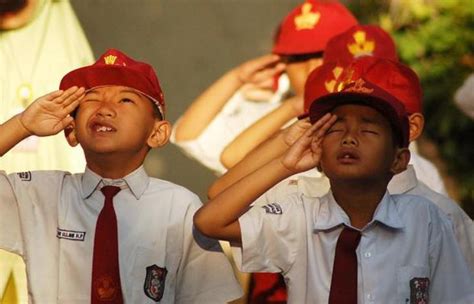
328,226 -> 361,304
91,186 -> 124,303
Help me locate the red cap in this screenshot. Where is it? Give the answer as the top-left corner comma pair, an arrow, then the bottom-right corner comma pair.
305,57 -> 421,147
272,0 -> 358,55
60,49 -> 165,116
323,24 -> 398,67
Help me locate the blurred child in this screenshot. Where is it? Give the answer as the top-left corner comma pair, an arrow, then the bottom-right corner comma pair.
171,0 -> 357,174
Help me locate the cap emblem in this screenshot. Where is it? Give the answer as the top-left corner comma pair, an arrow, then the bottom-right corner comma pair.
344,78 -> 374,94
324,66 -> 344,93
104,55 -> 118,65
294,3 -> 320,30
347,31 -> 375,58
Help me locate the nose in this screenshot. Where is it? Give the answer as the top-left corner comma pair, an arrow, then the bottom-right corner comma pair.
341,131 -> 358,147
96,101 -> 116,118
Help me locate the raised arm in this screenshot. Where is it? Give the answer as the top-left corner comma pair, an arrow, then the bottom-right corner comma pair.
208,118 -> 312,199
220,95 -> 304,169
173,54 -> 285,141
194,113 -> 336,244
0,87 -> 84,156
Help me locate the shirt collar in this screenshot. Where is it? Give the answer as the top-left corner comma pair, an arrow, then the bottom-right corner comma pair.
81,166 -> 150,200
313,190 -> 405,232
388,165 -> 418,194
312,192 -> 349,231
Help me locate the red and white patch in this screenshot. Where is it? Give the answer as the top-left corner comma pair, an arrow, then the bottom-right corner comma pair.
144,264 -> 167,302
410,277 -> 430,304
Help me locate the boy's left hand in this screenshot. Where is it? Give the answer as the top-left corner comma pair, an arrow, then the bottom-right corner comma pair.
281,113 -> 336,173
19,86 -> 85,136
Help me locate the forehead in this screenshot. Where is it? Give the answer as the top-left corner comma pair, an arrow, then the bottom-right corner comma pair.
331,104 -> 390,126
85,86 -> 144,98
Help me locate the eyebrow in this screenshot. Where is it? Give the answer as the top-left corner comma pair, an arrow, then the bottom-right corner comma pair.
360,117 -> 383,125
119,89 -> 142,97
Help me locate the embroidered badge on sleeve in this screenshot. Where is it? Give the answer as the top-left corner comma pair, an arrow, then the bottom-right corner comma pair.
410,277 -> 430,304
262,203 -> 283,215
144,264 -> 167,302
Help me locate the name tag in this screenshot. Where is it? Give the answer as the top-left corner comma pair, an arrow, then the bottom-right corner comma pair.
57,228 -> 86,241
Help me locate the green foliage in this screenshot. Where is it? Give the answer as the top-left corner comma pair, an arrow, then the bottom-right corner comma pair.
349,0 -> 474,215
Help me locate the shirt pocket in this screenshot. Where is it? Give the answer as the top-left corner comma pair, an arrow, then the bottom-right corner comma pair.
130,246 -> 177,304
397,265 -> 430,304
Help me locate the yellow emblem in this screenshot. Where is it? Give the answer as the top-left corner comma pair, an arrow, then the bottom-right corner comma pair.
294,3 -> 320,30
324,66 -> 344,92
335,67 -> 356,92
347,31 -> 375,58
104,55 -> 118,65
344,78 -> 374,94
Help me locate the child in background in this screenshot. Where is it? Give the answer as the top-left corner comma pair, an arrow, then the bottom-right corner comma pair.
209,25 -> 474,272
171,0 -> 357,174
194,57 -> 474,303
0,49 -> 242,303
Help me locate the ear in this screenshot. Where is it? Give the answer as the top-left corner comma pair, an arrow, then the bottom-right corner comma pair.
64,120 -> 79,147
147,119 -> 171,148
408,113 -> 424,142
390,147 -> 410,175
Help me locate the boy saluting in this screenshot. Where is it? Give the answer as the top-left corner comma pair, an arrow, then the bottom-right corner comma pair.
194,57 -> 474,303
0,49 -> 242,303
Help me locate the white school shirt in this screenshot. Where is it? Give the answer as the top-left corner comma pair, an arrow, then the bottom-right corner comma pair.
408,144 -> 448,196
170,75 -> 290,175
389,165 -> 474,272
233,192 -> 474,304
0,166 -> 242,303
262,165 -> 474,273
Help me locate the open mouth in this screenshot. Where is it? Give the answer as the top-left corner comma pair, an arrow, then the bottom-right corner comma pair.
337,150 -> 360,162
90,121 -> 117,133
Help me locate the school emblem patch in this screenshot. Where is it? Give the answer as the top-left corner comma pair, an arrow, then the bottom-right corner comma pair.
410,277 -> 429,304
144,264 -> 167,302
262,203 -> 283,215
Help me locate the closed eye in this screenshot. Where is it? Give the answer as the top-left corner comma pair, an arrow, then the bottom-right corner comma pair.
326,128 -> 343,134
82,98 -> 99,103
362,129 -> 379,134
120,98 -> 135,104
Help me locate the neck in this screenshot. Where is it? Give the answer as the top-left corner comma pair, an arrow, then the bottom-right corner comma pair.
85,152 -> 146,179
330,178 -> 389,229
0,0 -> 38,30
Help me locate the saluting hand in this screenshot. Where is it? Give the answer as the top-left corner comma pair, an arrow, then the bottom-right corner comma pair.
281,113 -> 336,173
282,117 -> 312,147
235,54 -> 286,101
19,86 -> 85,136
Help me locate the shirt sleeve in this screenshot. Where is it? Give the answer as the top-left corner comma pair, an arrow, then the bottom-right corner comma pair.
0,172 -> 23,255
232,195 -> 304,274
175,196 -> 242,304
427,205 -> 474,303
170,118 -> 228,175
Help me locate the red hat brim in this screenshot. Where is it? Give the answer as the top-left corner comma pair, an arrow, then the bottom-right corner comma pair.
60,65 -> 164,114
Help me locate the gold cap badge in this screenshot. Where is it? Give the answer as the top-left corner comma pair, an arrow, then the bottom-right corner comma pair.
104,55 -> 118,65
294,3 -> 320,30
347,31 -> 375,58
324,66 -> 344,93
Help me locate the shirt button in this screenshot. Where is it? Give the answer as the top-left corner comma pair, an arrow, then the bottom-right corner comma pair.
364,251 -> 372,258
367,293 -> 374,301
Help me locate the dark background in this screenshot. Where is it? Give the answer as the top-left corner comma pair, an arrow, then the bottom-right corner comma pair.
71,0 -> 302,201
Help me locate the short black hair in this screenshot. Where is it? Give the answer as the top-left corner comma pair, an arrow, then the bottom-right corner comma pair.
281,51 -> 324,64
